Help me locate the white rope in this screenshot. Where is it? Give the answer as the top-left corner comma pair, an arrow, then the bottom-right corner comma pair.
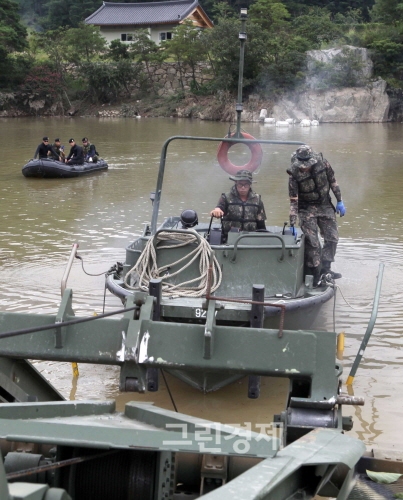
333,283 -> 373,310
124,230 -> 222,298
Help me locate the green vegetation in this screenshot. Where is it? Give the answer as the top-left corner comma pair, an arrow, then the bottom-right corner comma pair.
3,0 -> 403,110
0,0 -> 31,87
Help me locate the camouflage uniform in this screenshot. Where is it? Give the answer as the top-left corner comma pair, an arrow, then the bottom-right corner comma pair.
216,185 -> 266,233
51,143 -> 65,161
287,150 -> 342,270
82,141 -> 99,162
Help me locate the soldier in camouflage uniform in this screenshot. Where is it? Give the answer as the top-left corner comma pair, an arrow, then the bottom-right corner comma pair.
82,137 -> 99,162
210,169 -> 266,234
51,138 -> 65,161
287,145 -> 346,286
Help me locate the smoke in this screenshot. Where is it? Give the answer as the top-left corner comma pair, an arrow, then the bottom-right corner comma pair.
305,46 -> 372,90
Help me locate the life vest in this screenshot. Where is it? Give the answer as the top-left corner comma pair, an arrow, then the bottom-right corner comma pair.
287,155 -> 332,207
221,188 -> 262,233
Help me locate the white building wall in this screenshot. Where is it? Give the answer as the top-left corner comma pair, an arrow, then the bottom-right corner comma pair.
99,25 -> 178,46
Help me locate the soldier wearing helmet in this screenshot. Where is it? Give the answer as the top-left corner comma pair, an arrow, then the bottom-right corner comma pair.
287,144 -> 346,287
210,169 -> 266,234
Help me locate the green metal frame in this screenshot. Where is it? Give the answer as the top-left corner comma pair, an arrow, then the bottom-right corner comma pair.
0,290 -> 339,405
0,401 -> 365,500
150,137 -> 305,235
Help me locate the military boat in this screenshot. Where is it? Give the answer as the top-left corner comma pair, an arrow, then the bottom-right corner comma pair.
105,157 -> 337,392
103,5 -> 337,395
106,158 -> 335,328
22,157 -> 108,178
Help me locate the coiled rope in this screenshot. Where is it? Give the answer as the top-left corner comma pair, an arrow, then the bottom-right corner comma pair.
124,230 -> 222,298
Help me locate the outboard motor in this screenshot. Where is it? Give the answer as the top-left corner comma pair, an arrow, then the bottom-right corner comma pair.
180,209 -> 198,229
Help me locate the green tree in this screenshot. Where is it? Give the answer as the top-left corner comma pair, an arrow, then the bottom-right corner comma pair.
30,25 -> 105,77
107,39 -> 131,61
63,23 -> 106,63
204,17 -> 269,92
371,0 -> 403,23
292,8 -> 343,47
44,0 -> 101,29
333,7 -> 366,25
128,29 -> 166,92
81,60 -> 141,102
282,0 -> 374,20
249,0 -> 290,32
209,1 -> 237,20
165,20 -> 208,91
0,0 -> 30,88
349,22 -> 403,83
30,28 -> 67,78
257,33 -> 311,95
369,38 -> 403,82
0,0 -> 28,52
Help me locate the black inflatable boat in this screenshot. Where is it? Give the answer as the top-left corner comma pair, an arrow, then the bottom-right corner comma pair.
22,158 -> 108,178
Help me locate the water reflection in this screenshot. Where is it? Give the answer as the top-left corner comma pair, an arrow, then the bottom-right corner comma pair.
1,118 -> 403,450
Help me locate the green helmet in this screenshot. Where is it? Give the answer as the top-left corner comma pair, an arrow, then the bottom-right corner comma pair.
296,145 -> 313,161
229,169 -> 255,183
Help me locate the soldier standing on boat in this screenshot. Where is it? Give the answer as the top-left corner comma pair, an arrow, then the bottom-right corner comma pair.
210,169 -> 266,234
287,145 -> 346,287
65,138 -> 84,165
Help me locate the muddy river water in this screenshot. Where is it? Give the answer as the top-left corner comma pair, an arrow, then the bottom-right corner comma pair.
0,116 -> 402,453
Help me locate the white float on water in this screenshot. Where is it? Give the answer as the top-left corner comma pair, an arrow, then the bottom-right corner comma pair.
300,119 -> 311,127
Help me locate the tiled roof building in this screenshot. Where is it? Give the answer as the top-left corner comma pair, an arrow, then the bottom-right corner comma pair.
85,0 -> 213,45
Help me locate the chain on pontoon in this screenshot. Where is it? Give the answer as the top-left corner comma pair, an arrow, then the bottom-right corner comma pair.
124,230 -> 222,297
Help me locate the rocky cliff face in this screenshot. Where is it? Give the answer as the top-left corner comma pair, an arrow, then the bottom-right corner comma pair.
305,46 -> 373,88
387,87 -> 403,122
271,46 -> 390,123
271,79 -> 389,123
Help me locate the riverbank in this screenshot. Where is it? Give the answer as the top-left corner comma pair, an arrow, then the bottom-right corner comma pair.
1,83 -> 402,122
0,92 -> 266,122
97,94 -> 268,121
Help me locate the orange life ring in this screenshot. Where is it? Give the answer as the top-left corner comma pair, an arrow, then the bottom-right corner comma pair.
217,132 -> 263,175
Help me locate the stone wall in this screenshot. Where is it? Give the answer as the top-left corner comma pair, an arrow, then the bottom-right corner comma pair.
146,62 -> 214,96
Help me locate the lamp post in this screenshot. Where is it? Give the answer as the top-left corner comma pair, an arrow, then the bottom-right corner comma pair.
235,8 -> 247,137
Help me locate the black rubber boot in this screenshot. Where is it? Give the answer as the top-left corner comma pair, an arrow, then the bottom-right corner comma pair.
312,266 -> 322,288
321,260 -> 342,280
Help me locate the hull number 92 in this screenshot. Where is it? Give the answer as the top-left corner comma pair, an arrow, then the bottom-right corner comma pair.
194,308 -> 206,318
